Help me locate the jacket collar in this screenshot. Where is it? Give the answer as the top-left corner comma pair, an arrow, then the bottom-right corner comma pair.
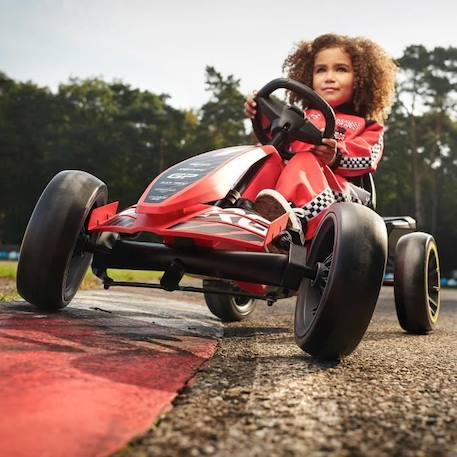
335,102 -> 359,116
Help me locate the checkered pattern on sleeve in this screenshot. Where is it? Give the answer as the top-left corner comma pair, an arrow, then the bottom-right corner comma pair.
339,137 -> 383,170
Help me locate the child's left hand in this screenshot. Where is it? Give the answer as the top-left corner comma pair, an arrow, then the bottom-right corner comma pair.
312,138 -> 338,166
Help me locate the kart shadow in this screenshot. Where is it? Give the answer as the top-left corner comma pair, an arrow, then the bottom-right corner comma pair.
363,329 -> 411,341
222,323 -> 342,369
224,326 -> 289,338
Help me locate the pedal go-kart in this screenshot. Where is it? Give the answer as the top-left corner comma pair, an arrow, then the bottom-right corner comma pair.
17,79 -> 441,360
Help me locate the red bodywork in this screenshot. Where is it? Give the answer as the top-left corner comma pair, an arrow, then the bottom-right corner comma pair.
88,145 -> 287,252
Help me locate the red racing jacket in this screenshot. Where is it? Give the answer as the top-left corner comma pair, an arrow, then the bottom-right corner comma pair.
290,107 -> 384,178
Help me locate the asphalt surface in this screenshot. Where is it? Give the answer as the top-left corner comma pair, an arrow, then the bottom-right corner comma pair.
117,287 -> 457,457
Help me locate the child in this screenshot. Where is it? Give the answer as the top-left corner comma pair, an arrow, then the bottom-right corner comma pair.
244,33 -> 397,250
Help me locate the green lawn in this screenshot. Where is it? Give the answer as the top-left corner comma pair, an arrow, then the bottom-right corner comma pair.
0,261 -> 17,280
0,260 -> 163,295
81,268 -> 163,289
0,261 -> 20,301
0,260 -> 200,303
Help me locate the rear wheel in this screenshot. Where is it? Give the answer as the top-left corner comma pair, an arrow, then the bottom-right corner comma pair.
394,233 -> 440,334
294,203 -> 387,360
17,170 -> 107,310
203,280 -> 257,322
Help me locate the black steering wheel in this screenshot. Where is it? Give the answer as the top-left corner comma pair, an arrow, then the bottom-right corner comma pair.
252,78 -> 336,149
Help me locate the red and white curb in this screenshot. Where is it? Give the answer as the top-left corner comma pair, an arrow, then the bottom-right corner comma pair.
0,288 -> 222,457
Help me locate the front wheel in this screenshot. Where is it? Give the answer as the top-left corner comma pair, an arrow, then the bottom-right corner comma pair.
394,233 -> 441,334
17,170 -> 107,310
203,280 -> 257,322
294,203 -> 387,360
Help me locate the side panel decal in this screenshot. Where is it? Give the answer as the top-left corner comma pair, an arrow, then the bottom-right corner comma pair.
144,146 -> 254,204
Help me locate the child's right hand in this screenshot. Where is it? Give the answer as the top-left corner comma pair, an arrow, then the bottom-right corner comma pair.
244,90 -> 258,118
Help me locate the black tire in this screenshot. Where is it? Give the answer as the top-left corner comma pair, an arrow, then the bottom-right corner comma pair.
17,170 -> 107,310
294,203 -> 387,360
394,233 -> 440,334
203,280 -> 257,322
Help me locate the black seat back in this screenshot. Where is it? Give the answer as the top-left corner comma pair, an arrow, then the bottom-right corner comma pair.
348,174 -> 376,210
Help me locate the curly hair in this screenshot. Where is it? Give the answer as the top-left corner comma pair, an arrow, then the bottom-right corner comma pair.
282,34 -> 398,123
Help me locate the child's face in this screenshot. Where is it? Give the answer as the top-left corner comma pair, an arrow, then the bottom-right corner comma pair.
312,47 -> 355,108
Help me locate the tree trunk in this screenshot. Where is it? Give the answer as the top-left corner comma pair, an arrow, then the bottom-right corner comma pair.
431,174 -> 438,235
431,114 -> 444,235
410,115 -> 425,227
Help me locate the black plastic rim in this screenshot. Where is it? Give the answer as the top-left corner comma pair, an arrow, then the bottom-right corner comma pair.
301,217 -> 335,332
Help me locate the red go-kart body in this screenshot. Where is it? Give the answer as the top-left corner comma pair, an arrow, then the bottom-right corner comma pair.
88,145 -> 288,252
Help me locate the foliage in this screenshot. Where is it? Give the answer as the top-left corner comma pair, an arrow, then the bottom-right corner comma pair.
186,66 -> 251,152
378,44 -> 457,273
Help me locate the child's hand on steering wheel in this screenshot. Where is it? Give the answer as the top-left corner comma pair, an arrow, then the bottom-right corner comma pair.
312,138 -> 338,166
244,91 -> 258,119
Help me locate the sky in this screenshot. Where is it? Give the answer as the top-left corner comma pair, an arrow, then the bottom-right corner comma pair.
1,0 -> 456,110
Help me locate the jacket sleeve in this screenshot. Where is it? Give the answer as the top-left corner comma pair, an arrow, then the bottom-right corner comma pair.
333,121 -> 384,177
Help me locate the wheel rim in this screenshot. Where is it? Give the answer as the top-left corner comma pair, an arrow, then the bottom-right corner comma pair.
64,230 -> 96,301
231,296 -> 255,315
300,217 -> 335,331
426,243 -> 441,324
62,195 -> 105,302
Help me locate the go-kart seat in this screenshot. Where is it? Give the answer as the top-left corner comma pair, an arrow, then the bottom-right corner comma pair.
348,173 -> 376,210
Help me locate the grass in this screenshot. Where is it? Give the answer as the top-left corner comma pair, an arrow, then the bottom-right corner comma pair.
0,291 -> 20,302
0,260 -> 164,299
0,261 -> 17,280
80,268 -> 163,289
0,262 -> 20,301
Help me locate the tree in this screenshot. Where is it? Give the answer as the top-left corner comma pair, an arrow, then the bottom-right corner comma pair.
379,45 -> 457,274
54,79 -> 192,207
0,75 -> 196,243
394,45 -> 457,227
187,66 -> 251,153
0,76 -> 57,244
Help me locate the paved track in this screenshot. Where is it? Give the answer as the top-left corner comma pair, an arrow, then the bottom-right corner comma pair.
0,288 -> 221,457
2,287 -> 456,457
120,287 -> 457,457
